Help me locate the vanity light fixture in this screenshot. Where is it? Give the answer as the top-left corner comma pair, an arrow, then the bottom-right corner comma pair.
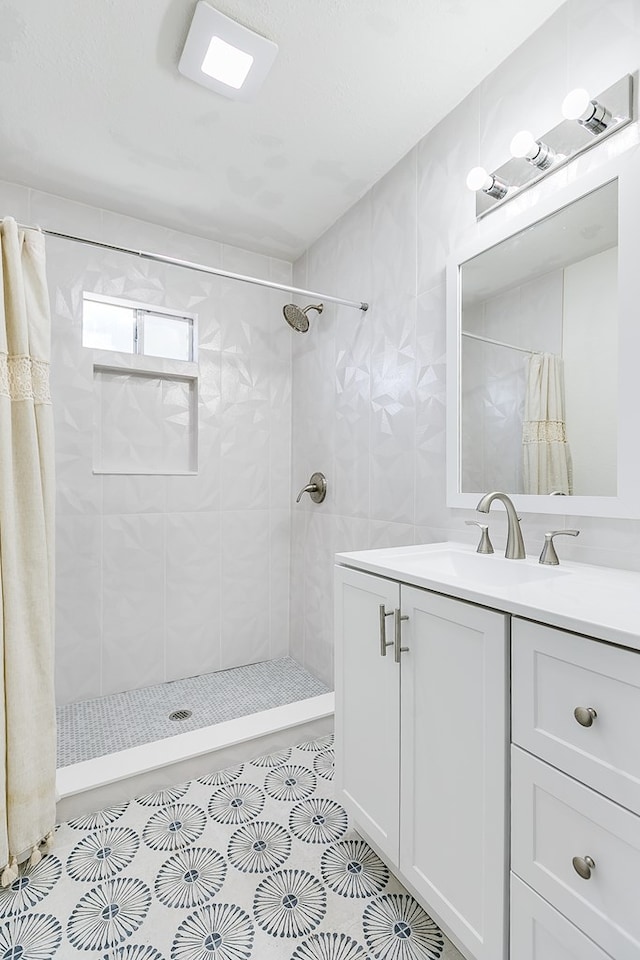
178,1 -> 278,101
561,88 -> 611,135
468,74 -> 632,218
466,166 -> 509,200
510,130 -> 556,170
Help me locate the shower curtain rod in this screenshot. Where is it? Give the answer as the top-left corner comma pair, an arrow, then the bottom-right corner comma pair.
1,220 -> 369,312
461,330 -> 534,355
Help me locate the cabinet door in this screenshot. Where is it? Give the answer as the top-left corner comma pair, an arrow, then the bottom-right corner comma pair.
399,586 -> 509,960
334,565 -> 400,863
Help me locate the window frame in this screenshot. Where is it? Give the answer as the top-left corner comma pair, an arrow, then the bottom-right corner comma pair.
82,292 -> 198,363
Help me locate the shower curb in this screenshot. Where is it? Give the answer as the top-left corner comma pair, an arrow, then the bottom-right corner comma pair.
56,692 -> 334,822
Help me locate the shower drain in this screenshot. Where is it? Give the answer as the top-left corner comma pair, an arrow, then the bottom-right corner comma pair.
169,709 -> 192,722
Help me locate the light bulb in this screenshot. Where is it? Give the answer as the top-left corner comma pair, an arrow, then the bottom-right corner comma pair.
510,130 -> 556,170
510,130 -> 538,160
562,88 -> 592,121
466,166 -> 493,192
561,88 -> 611,134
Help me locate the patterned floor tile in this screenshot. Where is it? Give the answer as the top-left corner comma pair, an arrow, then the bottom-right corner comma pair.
7,735 -> 464,959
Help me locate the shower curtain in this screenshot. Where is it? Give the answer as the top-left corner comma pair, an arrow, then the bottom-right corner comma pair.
0,218 -> 56,883
522,352 -> 573,495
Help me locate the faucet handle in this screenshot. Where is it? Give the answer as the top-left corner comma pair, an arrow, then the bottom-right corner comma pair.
465,520 -> 494,555
539,529 -> 580,566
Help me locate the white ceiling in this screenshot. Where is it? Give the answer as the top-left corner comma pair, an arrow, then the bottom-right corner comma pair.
0,0 -> 565,259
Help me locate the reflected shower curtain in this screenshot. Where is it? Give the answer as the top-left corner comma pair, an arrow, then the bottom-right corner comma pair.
0,218 -> 56,883
522,352 -> 573,495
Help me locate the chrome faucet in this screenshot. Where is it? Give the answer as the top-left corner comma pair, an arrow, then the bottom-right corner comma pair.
476,491 -> 526,559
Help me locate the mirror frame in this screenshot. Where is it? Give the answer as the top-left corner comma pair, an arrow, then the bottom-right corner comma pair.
446,147 -> 640,518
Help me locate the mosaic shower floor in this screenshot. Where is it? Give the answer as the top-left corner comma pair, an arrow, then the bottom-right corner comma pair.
57,658 -> 330,766
6,735 -> 464,959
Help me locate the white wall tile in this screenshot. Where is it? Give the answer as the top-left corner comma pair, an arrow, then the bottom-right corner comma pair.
55,516 -> 102,704
291,6 -> 640,683
478,7 -> 568,174
101,514 -> 165,696
269,509 -> 291,660
567,0 -> 640,94
220,510 -> 271,669
42,189 -> 292,703
165,512 -> 221,680
0,179 -> 30,221
31,190 -> 103,238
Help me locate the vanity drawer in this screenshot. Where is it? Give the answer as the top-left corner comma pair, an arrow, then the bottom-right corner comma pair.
512,747 -> 640,960
512,617 -> 640,815
510,874 -> 613,960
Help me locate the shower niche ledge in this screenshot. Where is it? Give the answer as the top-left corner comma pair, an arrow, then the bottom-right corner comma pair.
91,350 -> 199,475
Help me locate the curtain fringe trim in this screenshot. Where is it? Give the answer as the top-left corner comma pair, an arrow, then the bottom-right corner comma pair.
0,830 -> 54,887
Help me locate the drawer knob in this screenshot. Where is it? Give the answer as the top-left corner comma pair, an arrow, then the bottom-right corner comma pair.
572,855 -> 596,880
574,706 -> 597,727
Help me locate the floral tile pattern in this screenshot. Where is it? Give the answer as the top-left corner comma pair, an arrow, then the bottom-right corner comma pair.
5,735 -> 464,959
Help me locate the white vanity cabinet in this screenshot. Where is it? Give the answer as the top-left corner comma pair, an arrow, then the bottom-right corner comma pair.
511,618 -> 640,960
336,542 -> 640,960
335,564 -> 509,960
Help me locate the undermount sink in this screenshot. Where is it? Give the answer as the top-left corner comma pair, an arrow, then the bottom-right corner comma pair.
383,545 -> 570,587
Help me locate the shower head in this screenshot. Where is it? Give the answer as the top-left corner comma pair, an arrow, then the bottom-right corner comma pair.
282,302 -> 324,333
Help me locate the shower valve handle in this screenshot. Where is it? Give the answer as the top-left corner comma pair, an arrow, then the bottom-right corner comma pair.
295,472 -> 327,504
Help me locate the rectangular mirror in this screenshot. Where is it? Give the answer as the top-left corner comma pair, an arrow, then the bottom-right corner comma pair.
447,152 -> 640,518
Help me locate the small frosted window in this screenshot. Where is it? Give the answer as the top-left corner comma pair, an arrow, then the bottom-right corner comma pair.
82,295 -> 195,361
142,312 -> 192,361
83,299 -> 135,352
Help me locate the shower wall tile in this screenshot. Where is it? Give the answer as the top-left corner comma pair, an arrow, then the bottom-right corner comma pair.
101,209 -> 171,253
292,2 -> 640,680
269,509 -> 292,660
54,516 -> 102,704
31,189 -> 103,238
101,513 -> 166,697
219,509 -> 271,669
101,474 -> 167,516
164,511 -> 221,681
0,179 -> 30,221
163,230 -> 223,270
27,185 -> 294,704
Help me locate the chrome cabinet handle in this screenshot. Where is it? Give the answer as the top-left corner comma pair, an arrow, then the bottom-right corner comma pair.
394,609 -> 409,663
378,604 -> 393,657
574,706 -> 597,727
572,855 -> 596,880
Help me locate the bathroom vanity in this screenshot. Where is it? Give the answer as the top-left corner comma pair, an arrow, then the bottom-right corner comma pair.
334,542 -> 640,960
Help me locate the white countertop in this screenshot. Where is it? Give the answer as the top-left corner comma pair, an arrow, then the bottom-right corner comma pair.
336,541 -> 640,650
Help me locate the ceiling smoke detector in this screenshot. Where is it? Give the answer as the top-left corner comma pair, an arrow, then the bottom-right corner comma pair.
178,1 -> 278,101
